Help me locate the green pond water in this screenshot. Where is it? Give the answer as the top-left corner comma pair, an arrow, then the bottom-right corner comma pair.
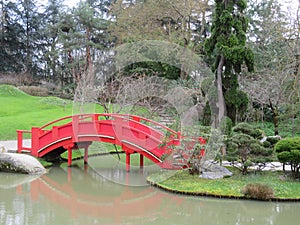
0,155 -> 299,225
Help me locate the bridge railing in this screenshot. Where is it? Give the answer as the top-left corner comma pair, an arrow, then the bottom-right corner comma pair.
17,113 -> 181,153
102,113 -> 180,138
17,130 -> 32,153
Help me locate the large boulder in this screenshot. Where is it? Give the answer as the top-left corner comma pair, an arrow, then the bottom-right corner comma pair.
199,161 -> 233,179
0,153 -> 46,175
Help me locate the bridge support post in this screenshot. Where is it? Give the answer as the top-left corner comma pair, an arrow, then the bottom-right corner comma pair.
67,146 -> 73,167
140,154 -> 144,168
84,146 -> 89,164
126,153 -> 131,172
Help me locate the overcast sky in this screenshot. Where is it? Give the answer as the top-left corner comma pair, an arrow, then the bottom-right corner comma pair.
49,0 -> 300,8
39,0 -> 299,16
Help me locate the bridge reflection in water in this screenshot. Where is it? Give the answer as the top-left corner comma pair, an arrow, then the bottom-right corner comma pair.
2,160 -> 300,225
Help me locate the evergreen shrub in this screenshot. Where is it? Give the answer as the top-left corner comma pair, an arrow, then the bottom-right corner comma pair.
275,137 -> 300,175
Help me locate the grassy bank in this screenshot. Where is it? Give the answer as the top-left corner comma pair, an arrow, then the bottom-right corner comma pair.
0,84 -> 107,140
0,85 -> 75,140
147,168 -> 300,200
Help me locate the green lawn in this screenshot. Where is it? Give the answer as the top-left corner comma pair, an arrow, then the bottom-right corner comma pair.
147,168 -> 300,200
0,84 -> 103,140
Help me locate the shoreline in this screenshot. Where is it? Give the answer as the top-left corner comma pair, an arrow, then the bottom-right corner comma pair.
147,179 -> 300,202
146,170 -> 300,202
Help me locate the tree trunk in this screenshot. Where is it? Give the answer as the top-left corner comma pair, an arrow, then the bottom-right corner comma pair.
269,99 -> 279,135
86,26 -> 92,72
216,55 -> 226,127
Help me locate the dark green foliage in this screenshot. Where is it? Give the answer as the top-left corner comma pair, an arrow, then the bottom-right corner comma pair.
122,61 -> 181,80
242,183 -> 274,200
200,77 -> 214,95
201,102 -> 212,126
266,137 -> 280,146
275,138 -> 300,175
0,0 -> 44,74
220,116 -> 233,136
233,122 -> 263,139
275,138 -> 300,153
225,122 -> 274,174
262,141 -> 271,148
0,1 -> 25,72
224,89 -> 249,119
233,122 -> 252,134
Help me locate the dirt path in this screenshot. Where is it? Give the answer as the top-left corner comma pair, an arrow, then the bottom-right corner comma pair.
0,140 -> 31,152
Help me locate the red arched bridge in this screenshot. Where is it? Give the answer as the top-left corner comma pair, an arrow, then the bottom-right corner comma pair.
17,113 -> 206,171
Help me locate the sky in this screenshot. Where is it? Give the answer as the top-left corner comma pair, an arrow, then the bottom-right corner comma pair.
40,0 -> 300,8
38,0 -> 299,16
64,0 -> 78,8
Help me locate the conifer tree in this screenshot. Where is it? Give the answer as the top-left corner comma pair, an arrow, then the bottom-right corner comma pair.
205,0 -> 254,126
0,0 -> 24,72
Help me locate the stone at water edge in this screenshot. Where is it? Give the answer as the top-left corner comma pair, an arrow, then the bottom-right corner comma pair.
0,153 -> 46,175
199,161 -> 233,179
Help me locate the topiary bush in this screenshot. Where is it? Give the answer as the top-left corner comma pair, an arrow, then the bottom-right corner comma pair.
241,183 -> 274,200
225,123 -> 275,174
275,137 -> 300,176
233,122 -> 263,139
266,136 -> 280,146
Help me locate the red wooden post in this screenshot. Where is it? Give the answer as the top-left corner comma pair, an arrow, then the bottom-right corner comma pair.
72,115 -> 79,142
126,153 -> 131,172
84,146 -> 89,164
140,154 -> 144,168
17,130 -> 23,153
92,114 -> 98,122
68,146 -> 73,167
31,127 -> 40,157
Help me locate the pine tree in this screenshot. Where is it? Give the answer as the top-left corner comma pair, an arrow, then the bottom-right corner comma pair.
0,0 -> 24,72
17,0 -> 44,76
205,0 -> 254,126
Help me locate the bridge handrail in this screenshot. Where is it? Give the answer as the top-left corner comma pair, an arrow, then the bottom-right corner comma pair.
40,115 -> 73,130
108,113 -> 179,137
38,113 -> 180,138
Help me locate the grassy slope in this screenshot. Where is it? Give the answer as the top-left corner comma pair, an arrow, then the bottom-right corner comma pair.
0,85 -> 75,140
148,169 -> 300,199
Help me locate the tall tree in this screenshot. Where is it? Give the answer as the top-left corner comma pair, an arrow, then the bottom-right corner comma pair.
17,0 -> 44,76
110,0 -> 212,79
242,0 -> 300,136
204,0 -> 254,126
42,0 -> 65,83
0,0 -> 24,73
57,0 -> 113,87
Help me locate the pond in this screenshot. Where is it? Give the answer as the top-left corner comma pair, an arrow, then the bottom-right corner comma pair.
0,155 -> 299,225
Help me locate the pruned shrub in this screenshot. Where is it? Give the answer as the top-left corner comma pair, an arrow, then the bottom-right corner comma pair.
241,183 -> 274,200
266,136 -> 280,146
225,132 -> 274,174
275,138 -> 300,153
0,75 -> 19,86
275,137 -> 300,175
233,122 -> 263,139
18,86 -> 48,96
